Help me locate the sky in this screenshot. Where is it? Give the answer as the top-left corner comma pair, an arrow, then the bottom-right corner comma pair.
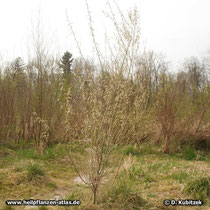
0,0 -> 210,69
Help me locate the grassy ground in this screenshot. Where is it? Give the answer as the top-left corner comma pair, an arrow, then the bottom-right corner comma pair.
0,141 -> 209,210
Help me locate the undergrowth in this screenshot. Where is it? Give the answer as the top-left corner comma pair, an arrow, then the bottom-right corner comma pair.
184,177 -> 210,202
27,163 -> 45,181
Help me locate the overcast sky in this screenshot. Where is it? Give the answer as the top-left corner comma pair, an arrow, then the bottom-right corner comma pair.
0,0 -> 210,69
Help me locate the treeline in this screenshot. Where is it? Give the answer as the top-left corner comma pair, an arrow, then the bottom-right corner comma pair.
0,50 -> 209,153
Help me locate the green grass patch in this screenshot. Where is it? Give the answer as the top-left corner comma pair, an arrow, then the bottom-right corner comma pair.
69,141 -> 87,153
182,145 -> 197,160
184,177 -> 210,201
123,145 -> 141,156
128,165 -> 144,181
46,182 -> 56,189
170,171 -> 189,183
67,192 -> 79,200
161,162 -> 173,174
103,177 -> 146,209
148,162 -> 162,172
130,165 -> 155,183
139,143 -> 157,155
38,207 -> 48,210
123,143 -> 160,157
40,147 -> 57,160
27,163 -> 45,181
16,148 -> 38,160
